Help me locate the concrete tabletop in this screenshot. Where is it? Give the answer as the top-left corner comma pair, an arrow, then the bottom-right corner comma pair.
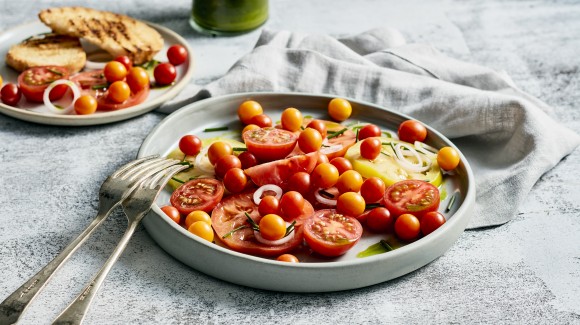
1,0 -> 579,324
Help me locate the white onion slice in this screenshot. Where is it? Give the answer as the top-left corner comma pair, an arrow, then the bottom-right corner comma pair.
393,143 -> 432,173
253,185 -> 283,205
43,80 -> 80,114
254,228 -> 295,246
414,141 -> 438,154
314,188 -> 337,206
320,144 -> 343,155
194,146 -> 215,175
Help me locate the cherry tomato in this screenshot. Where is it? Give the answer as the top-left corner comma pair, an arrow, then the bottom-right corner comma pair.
276,254 -> 299,263
242,124 -> 260,135
280,191 -> 305,221
336,192 -> 365,217
421,211 -> 446,236
398,120 -> 427,143
259,214 -> 287,240
249,114 -> 272,127
243,127 -> 298,162
328,98 -> 352,122
154,62 -> 177,85
215,154 -> 242,178
104,61 -> 128,82
167,44 -> 188,66
306,119 -> 328,139
0,74 -> 3,87
1,83 -> 21,106
329,157 -> 352,175
17,66 -> 69,102
366,207 -> 393,233
358,124 -> 381,140
298,128 -> 323,153
114,55 -> 133,71
394,213 -> 421,241
238,151 -> 258,169
238,100 -> 263,125
161,205 -> 181,224
360,177 -> 386,203
126,67 -> 150,93
316,153 -> 329,166
107,81 -> 131,103
335,170 -> 364,194
383,180 -> 440,219
170,178 -> 224,215
287,172 -> 311,195
223,167 -> 247,193
437,147 -> 460,171
179,135 -> 202,156
258,195 -> 280,216
281,107 -> 303,132
185,210 -> 212,229
208,141 -> 233,165
74,95 -> 98,115
360,137 -> 382,160
304,209 -> 362,257
188,221 -> 214,242
311,162 -> 339,189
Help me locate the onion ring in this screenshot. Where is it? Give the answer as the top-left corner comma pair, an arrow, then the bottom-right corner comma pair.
414,141 -> 438,154
194,146 -> 215,175
393,143 -> 432,173
314,188 -> 337,206
254,228 -> 295,246
43,80 -> 80,115
253,185 -> 283,205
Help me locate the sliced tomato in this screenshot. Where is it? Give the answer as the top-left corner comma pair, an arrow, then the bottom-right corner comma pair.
18,66 -> 70,102
170,178 -> 225,215
303,209 -> 362,257
243,127 -> 298,162
383,180 -> 440,220
96,84 -> 149,110
211,191 -> 304,257
244,152 -> 318,188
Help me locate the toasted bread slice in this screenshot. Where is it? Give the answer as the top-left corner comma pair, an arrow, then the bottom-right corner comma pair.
6,33 -> 86,73
39,7 -> 163,65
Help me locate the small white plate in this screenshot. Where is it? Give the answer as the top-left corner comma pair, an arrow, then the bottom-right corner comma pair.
138,92 -> 476,292
0,21 -> 194,126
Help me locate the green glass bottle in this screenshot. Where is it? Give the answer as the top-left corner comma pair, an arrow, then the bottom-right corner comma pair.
190,0 -> 269,35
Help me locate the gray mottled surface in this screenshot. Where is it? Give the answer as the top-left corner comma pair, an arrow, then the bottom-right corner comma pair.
1,0 -> 579,324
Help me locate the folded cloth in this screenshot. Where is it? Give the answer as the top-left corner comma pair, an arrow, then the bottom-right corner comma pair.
158,28 -> 580,229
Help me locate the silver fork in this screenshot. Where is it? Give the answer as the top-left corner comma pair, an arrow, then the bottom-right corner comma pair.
0,155 -> 181,325
52,163 -> 188,325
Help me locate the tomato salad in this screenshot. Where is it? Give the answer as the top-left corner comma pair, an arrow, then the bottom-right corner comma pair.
0,44 -> 189,115
160,99 -> 462,262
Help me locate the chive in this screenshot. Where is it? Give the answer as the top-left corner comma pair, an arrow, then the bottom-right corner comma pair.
222,225 -> 249,239
355,128 -> 360,142
178,161 -> 193,168
379,240 -> 393,251
389,142 -> 400,159
351,125 -> 364,130
91,84 -> 108,90
47,68 -> 63,76
446,192 -> 458,212
327,127 -> 348,139
171,177 -> 185,184
232,147 -> 247,152
244,212 -> 260,231
304,115 -> 313,119
319,189 -> 335,199
380,151 -> 391,157
54,104 -> 64,110
300,126 -> 305,130
365,203 -> 382,209
382,131 -> 392,138
204,126 -> 228,132
321,144 -> 330,148
284,221 -> 296,237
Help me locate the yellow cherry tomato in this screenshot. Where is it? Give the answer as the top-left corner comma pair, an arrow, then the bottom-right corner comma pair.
74,95 -> 98,115
104,61 -> 128,83
336,192 -> 366,217
277,254 -> 299,263
328,98 -> 352,122
335,170 -> 364,194
242,124 -> 260,135
188,221 -> 214,242
0,74 -> 3,87
281,107 -> 303,132
437,146 -> 460,171
208,141 -> 233,165
185,210 -> 212,229
259,214 -> 287,241
107,81 -> 131,103
298,127 -> 323,153
126,67 -> 150,93
311,162 -> 339,189
238,100 -> 263,125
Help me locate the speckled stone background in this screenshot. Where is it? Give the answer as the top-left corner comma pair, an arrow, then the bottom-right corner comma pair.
1,0 -> 579,324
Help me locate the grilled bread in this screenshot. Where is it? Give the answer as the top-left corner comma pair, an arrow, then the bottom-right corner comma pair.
6,33 -> 86,73
38,7 -> 163,65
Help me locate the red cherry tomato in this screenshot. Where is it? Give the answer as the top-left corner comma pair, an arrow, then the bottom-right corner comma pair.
114,55 -> 133,71
238,151 -> 258,169
306,119 -> 328,139
287,172 -> 311,195
17,66 -> 69,102
242,127 -> 298,162
421,211 -> 446,236
303,209 -> 362,257
258,195 -> 280,216
383,180 -> 440,219
360,177 -> 386,203
329,157 -> 353,175
360,137 -> 382,160
1,83 -> 22,106
167,44 -> 188,66
161,205 -> 181,224
179,135 -> 202,156
398,120 -> 427,143
154,62 -> 177,85
249,114 -> 273,127
366,207 -> 393,233
358,124 -> 382,140
223,167 -> 247,193
394,213 -> 421,241
215,154 -> 242,179
279,191 -> 305,221
170,178 -> 224,215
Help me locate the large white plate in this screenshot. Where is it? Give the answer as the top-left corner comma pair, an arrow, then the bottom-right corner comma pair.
138,92 -> 476,292
0,21 -> 194,126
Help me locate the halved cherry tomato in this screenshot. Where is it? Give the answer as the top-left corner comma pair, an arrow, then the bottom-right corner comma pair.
244,152 -> 318,188
179,135 -> 202,156
398,120 -> 427,143
421,211 -> 446,236
154,62 -> 177,85
243,127 -> 298,162
17,66 -> 69,102
167,44 -> 188,66
358,124 -> 381,140
161,205 -> 181,224
383,180 -> 440,219
303,209 -> 362,257
170,178 -> 224,215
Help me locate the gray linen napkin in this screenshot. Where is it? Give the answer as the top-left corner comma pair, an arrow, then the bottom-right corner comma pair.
158,28 -> 580,229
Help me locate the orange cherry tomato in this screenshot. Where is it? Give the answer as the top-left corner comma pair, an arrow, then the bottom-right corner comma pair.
394,213 -> 421,241
104,61 -> 128,82
298,127 -> 323,153
336,192 -> 366,217
238,100 -> 263,125
311,163 -> 339,189
335,170 -> 363,194
277,254 -> 299,263
107,81 -> 131,103
126,67 -> 150,93
208,141 -> 233,165
259,214 -> 287,240
185,210 -> 212,229
74,95 -> 98,115
437,147 -> 460,171
328,98 -> 352,122
281,107 -> 303,132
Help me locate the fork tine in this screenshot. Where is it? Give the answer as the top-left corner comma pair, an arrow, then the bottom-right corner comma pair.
110,154 -> 160,178
144,164 -> 189,189
116,157 -> 167,179
125,158 -> 180,182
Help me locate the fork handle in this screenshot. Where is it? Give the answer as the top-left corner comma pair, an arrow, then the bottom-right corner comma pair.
52,220 -> 140,325
0,211 -> 110,325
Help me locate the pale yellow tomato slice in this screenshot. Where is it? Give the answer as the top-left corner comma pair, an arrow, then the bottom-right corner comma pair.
344,138 -> 442,187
